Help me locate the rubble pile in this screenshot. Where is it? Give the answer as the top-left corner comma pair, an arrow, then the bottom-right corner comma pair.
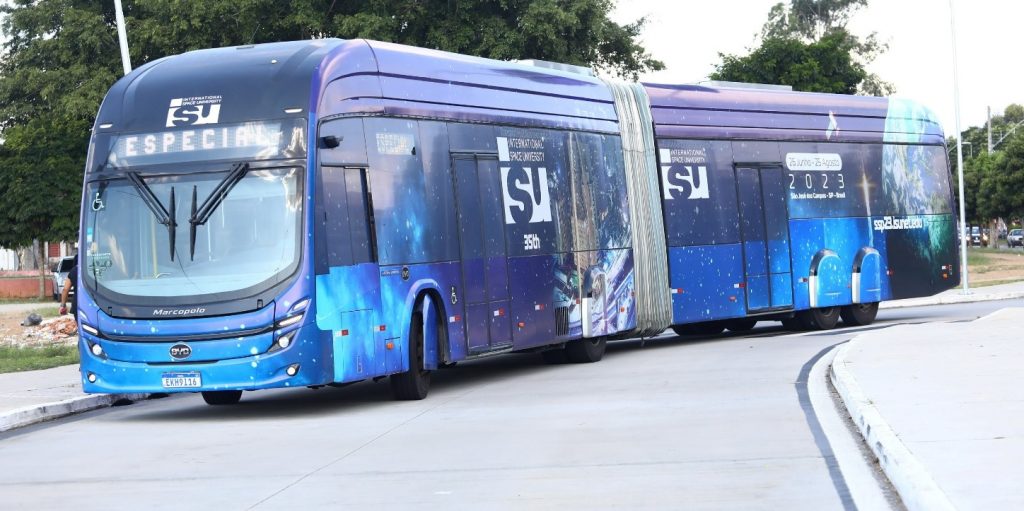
0,315 -> 78,348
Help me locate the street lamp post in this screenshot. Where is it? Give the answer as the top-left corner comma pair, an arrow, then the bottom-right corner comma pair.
114,0 -> 132,76
949,0 -> 970,293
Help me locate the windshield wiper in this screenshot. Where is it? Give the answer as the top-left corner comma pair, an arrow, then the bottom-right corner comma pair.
189,162 -> 250,260
126,172 -> 177,261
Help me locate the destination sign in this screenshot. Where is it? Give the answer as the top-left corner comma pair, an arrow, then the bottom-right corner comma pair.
107,119 -> 306,167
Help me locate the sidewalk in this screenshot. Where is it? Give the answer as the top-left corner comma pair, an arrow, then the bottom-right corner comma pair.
832,308 -> 1024,511
881,279 -> 1024,309
0,364 -> 147,433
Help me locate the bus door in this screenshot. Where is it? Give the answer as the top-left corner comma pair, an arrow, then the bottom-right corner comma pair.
737,166 -> 794,311
451,154 -> 512,353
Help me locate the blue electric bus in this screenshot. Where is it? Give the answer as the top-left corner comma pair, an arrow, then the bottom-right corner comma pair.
77,39 -> 956,404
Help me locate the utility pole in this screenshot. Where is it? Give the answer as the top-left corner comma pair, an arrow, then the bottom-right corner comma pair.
988,106 -> 993,153
950,0 -> 970,293
114,0 -> 132,76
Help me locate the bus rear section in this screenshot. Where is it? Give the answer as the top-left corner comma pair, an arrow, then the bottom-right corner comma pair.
648,84 -> 958,333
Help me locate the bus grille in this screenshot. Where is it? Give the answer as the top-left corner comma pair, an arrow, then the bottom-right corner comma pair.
555,306 -> 570,336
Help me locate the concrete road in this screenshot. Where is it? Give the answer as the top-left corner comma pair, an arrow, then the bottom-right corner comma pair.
1,299 -> 1019,511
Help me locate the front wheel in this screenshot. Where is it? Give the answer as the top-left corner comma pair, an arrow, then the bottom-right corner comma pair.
565,338 -> 606,363
390,311 -> 431,400
201,390 -> 242,405
840,302 -> 879,326
796,307 -> 840,330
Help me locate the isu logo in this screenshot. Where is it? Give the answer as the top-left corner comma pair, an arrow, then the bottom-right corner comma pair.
501,166 -> 553,224
165,96 -> 223,127
661,165 -> 710,200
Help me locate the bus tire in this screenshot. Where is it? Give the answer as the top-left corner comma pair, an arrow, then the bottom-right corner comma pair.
726,319 -> 757,332
390,310 -> 431,401
565,338 -> 606,363
797,307 -> 840,330
840,302 -> 879,326
201,390 -> 242,405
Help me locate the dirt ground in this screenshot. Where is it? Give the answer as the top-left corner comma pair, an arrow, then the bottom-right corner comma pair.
0,305 -> 78,348
968,248 -> 1024,284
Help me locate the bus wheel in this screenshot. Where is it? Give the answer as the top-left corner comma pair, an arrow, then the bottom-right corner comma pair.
726,319 -> 757,332
202,390 -> 242,405
565,338 -> 606,363
390,311 -> 431,400
840,302 -> 879,326
797,307 -> 840,330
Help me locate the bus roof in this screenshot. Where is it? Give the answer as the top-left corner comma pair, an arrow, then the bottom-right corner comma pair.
95,39 -> 619,135
96,40 -> 340,133
316,40 -> 618,133
94,39 -> 944,144
644,83 -> 946,145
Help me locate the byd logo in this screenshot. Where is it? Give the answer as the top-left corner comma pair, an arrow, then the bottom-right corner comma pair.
165,96 -> 223,128
501,166 -> 552,224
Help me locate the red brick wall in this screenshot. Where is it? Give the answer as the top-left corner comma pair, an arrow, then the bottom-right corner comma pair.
0,277 -> 54,299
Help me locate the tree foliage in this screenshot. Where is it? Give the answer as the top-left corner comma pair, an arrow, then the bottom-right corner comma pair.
951,104 -> 1024,226
0,0 -> 664,252
711,0 -> 891,95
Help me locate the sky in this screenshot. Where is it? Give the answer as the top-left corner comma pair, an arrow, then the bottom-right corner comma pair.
611,0 -> 1022,138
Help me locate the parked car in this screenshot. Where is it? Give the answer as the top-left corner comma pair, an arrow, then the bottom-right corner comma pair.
50,256 -> 75,301
1009,229 -> 1024,248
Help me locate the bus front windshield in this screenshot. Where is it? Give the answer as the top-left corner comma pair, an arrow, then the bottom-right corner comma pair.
84,166 -> 303,302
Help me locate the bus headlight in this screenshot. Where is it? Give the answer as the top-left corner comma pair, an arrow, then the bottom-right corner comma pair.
90,342 -> 104,357
277,332 -> 294,349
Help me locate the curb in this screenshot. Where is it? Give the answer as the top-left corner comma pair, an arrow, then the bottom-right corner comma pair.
830,338 -> 955,511
880,290 -> 1024,309
0,393 -> 150,433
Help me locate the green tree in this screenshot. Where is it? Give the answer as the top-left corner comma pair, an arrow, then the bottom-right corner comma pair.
712,0 -> 891,95
0,0 -> 664,293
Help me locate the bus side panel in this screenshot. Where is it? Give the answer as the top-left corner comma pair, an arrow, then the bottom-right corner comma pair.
789,217 -> 878,310
315,263 -> 388,382
508,254 -> 556,350
377,261 -> 465,372
668,244 -> 746,323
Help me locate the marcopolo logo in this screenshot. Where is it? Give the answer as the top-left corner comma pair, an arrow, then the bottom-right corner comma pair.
497,136 -> 553,225
165,96 -> 223,128
153,307 -> 207,317
660,148 -> 710,200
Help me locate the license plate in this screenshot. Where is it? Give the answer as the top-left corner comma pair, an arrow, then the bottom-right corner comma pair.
161,371 -> 202,388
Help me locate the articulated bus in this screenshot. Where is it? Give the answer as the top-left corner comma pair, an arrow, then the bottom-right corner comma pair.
78,39 -> 957,404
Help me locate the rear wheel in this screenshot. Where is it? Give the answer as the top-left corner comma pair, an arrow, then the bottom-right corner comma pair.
797,307 -> 840,330
840,302 -> 879,326
565,338 -> 606,363
390,310 -> 432,400
201,390 -> 242,405
726,319 -> 757,332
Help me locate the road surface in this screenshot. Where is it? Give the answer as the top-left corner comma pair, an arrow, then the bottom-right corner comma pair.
1,299 -> 1017,510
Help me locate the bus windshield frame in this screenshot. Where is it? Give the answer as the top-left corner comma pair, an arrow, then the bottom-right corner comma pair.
82,158 -> 306,315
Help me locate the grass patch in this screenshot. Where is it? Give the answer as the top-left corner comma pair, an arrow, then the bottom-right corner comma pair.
29,307 -> 61,319
0,297 -> 52,305
971,278 -> 1024,288
0,345 -> 79,374
967,251 -> 994,267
